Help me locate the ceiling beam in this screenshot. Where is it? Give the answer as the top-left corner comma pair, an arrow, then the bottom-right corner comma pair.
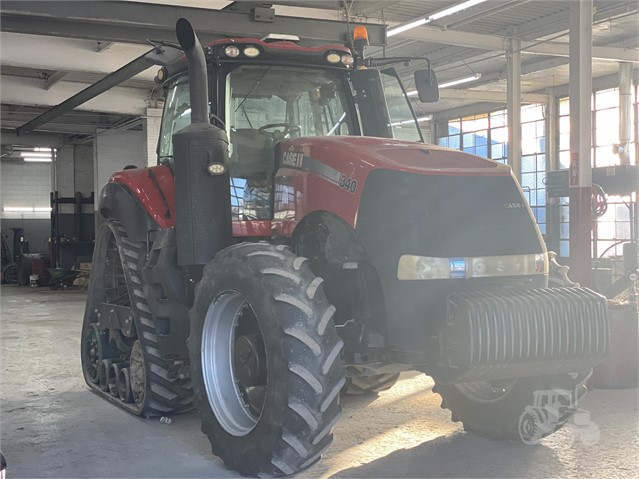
96,41 -> 116,53
352,1 -> 403,17
0,119 -> 98,135
439,89 -> 550,104
13,45 -> 176,136
43,72 -> 68,91
0,32 -> 155,80
1,75 -> 148,116
515,1 -> 637,41
432,0 -> 533,30
1,129 -> 65,147
394,25 -> 639,62
375,2 -> 637,64
0,0 -> 386,46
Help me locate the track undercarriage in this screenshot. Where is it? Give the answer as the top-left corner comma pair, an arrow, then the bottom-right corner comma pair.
81,222 -> 192,416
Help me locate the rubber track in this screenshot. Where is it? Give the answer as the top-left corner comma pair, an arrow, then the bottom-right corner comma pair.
111,222 -> 192,417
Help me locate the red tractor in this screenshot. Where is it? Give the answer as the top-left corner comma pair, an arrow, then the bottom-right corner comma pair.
81,19 -> 609,476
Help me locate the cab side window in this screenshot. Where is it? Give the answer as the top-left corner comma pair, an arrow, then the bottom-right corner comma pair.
158,79 -> 192,162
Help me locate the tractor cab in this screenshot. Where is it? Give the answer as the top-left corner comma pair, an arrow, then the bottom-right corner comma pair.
156,34 -> 430,220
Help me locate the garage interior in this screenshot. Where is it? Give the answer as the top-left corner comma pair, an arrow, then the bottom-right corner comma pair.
1,0 -> 638,477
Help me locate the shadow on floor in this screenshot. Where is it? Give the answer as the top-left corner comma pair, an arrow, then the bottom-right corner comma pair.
330,432 -> 557,478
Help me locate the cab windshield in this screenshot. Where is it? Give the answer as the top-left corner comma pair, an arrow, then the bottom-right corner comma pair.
226,64 -> 355,139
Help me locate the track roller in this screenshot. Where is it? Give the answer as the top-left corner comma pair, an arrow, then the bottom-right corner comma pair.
99,359 -> 112,392
108,363 -> 124,397
118,367 -> 133,403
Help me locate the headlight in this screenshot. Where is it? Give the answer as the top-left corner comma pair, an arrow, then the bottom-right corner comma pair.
397,253 -> 547,280
415,257 -> 450,280
224,45 -> 240,58
243,46 -> 260,58
341,54 -> 354,66
326,52 -> 341,64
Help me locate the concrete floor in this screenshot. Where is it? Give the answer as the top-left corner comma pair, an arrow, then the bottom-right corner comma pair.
1,284 -> 638,478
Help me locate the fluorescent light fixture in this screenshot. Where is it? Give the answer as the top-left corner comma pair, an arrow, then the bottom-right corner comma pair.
429,0 -> 488,21
23,157 -> 52,163
20,152 -> 51,157
388,18 -> 429,37
3,206 -> 34,212
407,90 -> 419,97
34,147 -> 52,152
416,116 -> 432,122
3,206 -> 51,212
439,73 -> 482,89
388,0 -> 488,37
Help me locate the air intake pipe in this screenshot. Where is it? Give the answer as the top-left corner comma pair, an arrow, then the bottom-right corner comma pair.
173,18 -> 233,266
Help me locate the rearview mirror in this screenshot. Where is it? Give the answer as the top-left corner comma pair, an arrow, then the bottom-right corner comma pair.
414,69 -> 439,103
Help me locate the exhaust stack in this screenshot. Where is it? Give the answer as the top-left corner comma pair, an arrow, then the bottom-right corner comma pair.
173,18 -> 233,266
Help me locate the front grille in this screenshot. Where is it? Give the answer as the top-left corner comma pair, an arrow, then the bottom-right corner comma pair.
436,287 -> 609,383
356,170 -> 543,268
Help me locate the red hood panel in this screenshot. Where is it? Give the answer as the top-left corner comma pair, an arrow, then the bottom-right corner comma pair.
279,136 -> 509,176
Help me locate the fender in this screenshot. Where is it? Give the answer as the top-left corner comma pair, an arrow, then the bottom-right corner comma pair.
292,212 -> 388,345
292,212 -> 367,264
99,183 -> 161,242
99,165 -> 176,242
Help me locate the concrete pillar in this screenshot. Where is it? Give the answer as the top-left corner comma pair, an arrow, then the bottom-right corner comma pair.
546,91 -> 560,253
143,107 -> 163,167
568,0 -> 593,286
55,146 -> 75,197
94,129 -> 145,210
507,36 -> 522,180
54,145 -> 94,196
618,62 -> 632,165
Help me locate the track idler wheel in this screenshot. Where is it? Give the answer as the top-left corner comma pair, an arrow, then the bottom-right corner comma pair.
129,340 -> 146,407
98,359 -> 112,392
83,323 -> 116,385
118,367 -> 134,403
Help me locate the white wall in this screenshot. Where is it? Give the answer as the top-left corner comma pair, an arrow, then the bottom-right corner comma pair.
0,161 -> 52,220
0,160 -> 52,253
94,129 -> 145,207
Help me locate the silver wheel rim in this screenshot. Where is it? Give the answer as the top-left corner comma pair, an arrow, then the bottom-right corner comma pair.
202,291 -> 266,436
455,380 -> 517,403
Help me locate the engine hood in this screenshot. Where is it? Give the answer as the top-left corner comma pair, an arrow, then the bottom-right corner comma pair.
277,136 -> 511,177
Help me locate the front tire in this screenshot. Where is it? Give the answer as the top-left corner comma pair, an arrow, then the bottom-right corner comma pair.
189,243 -> 345,476
434,372 -> 590,443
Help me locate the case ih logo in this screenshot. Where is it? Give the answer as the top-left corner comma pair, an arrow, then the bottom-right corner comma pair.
504,202 -> 524,209
282,150 -> 304,168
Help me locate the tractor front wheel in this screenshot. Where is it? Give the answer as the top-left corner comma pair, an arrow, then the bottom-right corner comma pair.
433,372 -> 591,443
189,243 -> 345,476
